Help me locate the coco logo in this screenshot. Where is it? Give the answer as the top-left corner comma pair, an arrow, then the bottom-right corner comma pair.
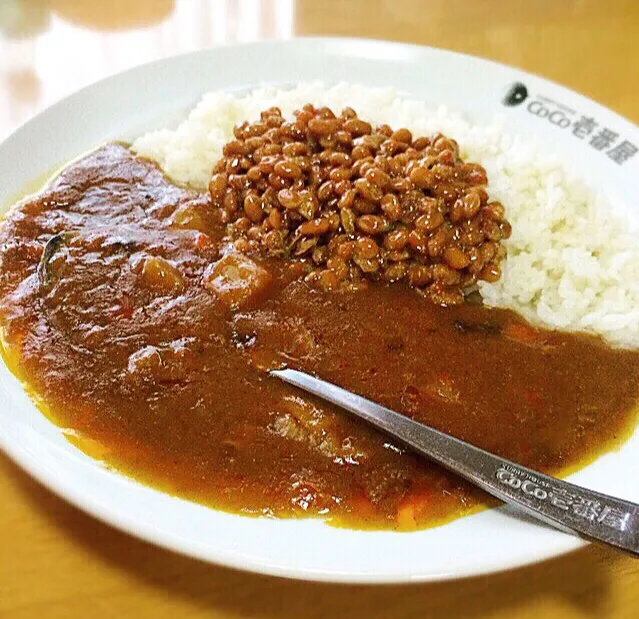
526,100 -> 571,128
502,82 -> 528,107
496,468 -> 548,500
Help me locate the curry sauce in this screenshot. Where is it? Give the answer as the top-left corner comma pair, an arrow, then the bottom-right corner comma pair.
1,144 -> 638,530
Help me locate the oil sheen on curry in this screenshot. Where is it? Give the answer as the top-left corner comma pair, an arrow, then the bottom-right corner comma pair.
1,135 -> 639,530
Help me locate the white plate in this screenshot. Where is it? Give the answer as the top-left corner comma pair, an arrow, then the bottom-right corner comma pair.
1,38 -> 638,583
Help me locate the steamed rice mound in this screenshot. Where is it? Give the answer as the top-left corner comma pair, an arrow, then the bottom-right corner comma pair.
132,83 -> 639,348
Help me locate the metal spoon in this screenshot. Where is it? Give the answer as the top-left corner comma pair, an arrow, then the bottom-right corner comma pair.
271,368 -> 639,556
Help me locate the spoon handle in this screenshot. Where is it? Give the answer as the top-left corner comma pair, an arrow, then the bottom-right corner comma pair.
271,368 -> 639,556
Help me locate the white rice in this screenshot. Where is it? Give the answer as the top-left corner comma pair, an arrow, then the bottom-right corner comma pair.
132,83 -> 639,348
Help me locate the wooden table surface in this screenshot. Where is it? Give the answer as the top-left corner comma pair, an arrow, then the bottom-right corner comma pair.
1,1 -> 638,617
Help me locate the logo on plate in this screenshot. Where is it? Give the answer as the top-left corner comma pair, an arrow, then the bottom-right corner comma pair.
502,82 -> 528,107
